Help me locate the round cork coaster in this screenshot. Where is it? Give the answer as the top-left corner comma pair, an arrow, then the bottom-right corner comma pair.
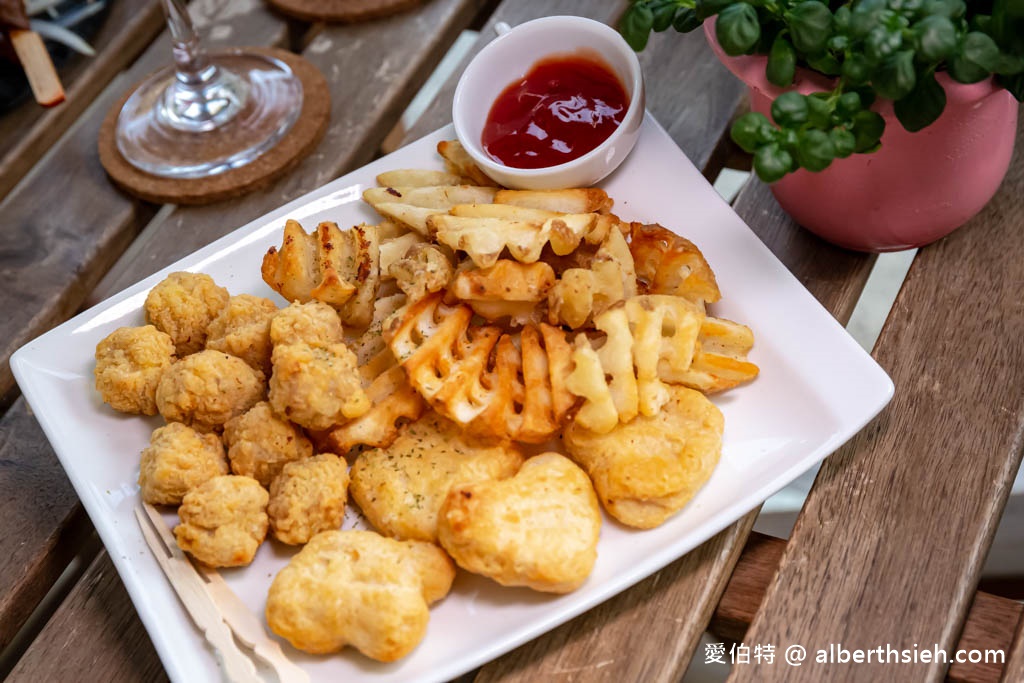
99,48 -> 330,206
265,0 -> 422,22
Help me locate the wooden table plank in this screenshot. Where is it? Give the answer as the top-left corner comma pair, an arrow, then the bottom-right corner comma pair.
0,0 -> 290,413
1004,616 -> 1024,683
710,532 -> 1024,683
7,552 -> 168,683
0,399 -> 91,651
731,119 -> 1024,683
90,0 -> 489,303
0,0 -> 165,202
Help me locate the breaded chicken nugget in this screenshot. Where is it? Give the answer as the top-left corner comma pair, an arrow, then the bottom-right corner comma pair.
269,342 -> 370,430
265,530 -> 454,661
145,272 -> 229,356
350,412 -> 523,542
175,475 -> 269,567
206,294 -> 278,374
94,325 -> 175,415
563,385 -> 723,529
268,453 -> 349,545
269,300 -> 344,347
438,452 -> 600,593
138,423 -> 228,505
156,350 -> 265,433
223,401 -> 312,487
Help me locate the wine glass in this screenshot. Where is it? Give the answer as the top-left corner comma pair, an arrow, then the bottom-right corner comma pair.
115,0 -> 302,179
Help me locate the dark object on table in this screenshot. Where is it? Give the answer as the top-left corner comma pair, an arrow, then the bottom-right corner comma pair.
0,0 -> 111,113
265,0 -> 423,23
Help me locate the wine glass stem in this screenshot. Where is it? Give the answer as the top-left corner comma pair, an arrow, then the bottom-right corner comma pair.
162,0 -> 212,86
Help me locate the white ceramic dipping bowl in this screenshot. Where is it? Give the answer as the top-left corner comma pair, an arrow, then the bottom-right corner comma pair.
453,15 -> 645,190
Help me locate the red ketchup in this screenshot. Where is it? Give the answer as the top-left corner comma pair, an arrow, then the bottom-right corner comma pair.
482,53 -> 628,169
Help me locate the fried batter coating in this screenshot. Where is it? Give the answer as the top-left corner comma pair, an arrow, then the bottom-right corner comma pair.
269,300 -> 344,347
223,401 -> 313,487
205,294 -> 278,374
175,475 -> 269,567
156,350 -> 266,433
269,342 -> 370,431
265,530 -> 455,661
268,453 -> 349,545
138,423 -> 229,505
563,385 -> 723,529
94,325 -> 175,415
350,412 -> 523,542
145,272 -> 230,356
437,452 -> 600,594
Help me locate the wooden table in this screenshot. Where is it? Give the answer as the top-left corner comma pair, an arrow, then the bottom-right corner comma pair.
1,1 -> 1022,681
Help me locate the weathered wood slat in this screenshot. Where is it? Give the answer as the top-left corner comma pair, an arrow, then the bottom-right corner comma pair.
90,0 -> 488,304
709,532 -> 1024,683
0,399 -> 91,651
1004,617 -> 1024,683
731,119 -> 1024,683
6,552 -> 168,683
0,0 -> 290,413
0,0 -> 165,202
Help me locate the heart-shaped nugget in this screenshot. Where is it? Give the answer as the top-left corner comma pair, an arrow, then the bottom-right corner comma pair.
437,452 -> 601,593
265,530 -> 454,661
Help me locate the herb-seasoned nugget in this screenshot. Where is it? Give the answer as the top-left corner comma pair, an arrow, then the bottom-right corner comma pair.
206,294 -> 278,374
563,385 -> 723,529
175,475 -> 269,567
265,530 -> 454,661
268,453 -> 348,545
269,300 -> 344,347
438,452 -> 600,594
269,342 -> 369,430
145,272 -> 229,356
223,401 -> 312,487
156,350 -> 265,433
139,423 -> 228,505
350,412 -> 523,542
94,325 -> 175,415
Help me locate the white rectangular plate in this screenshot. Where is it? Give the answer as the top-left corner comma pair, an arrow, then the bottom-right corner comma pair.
12,115 -> 893,683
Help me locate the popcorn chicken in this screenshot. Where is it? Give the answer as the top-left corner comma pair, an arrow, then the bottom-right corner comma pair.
265,530 -> 455,661
389,243 -> 454,302
205,294 -> 278,375
156,350 -> 265,433
138,422 -> 229,505
269,300 -> 344,347
350,412 -> 524,542
269,342 -> 370,431
94,325 -> 175,415
438,453 -> 600,593
145,272 -> 230,356
175,475 -> 269,567
563,385 -> 723,529
223,401 -> 313,487
268,453 -> 348,545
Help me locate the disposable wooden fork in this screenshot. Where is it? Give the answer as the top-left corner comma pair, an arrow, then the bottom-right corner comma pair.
136,504 -> 309,683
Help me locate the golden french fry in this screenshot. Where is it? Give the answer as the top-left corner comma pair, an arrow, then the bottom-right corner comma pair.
495,188 -> 613,214
376,169 -> 465,188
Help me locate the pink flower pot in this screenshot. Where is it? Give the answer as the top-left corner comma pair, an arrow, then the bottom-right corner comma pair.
704,24 -> 1018,252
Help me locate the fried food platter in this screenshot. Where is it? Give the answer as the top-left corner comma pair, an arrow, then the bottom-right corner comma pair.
11,115 -> 893,683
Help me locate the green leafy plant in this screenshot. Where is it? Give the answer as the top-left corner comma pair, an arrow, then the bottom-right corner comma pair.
620,0 -> 1024,182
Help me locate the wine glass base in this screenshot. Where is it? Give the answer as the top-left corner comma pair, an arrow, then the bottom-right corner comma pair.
116,50 -> 303,179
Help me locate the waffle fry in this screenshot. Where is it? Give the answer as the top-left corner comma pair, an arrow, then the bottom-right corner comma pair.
449,260 -> 556,325
261,220 -> 380,328
388,294 -> 575,443
428,212 -> 599,268
548,227 -> 637,328
660,317 -> 759,393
